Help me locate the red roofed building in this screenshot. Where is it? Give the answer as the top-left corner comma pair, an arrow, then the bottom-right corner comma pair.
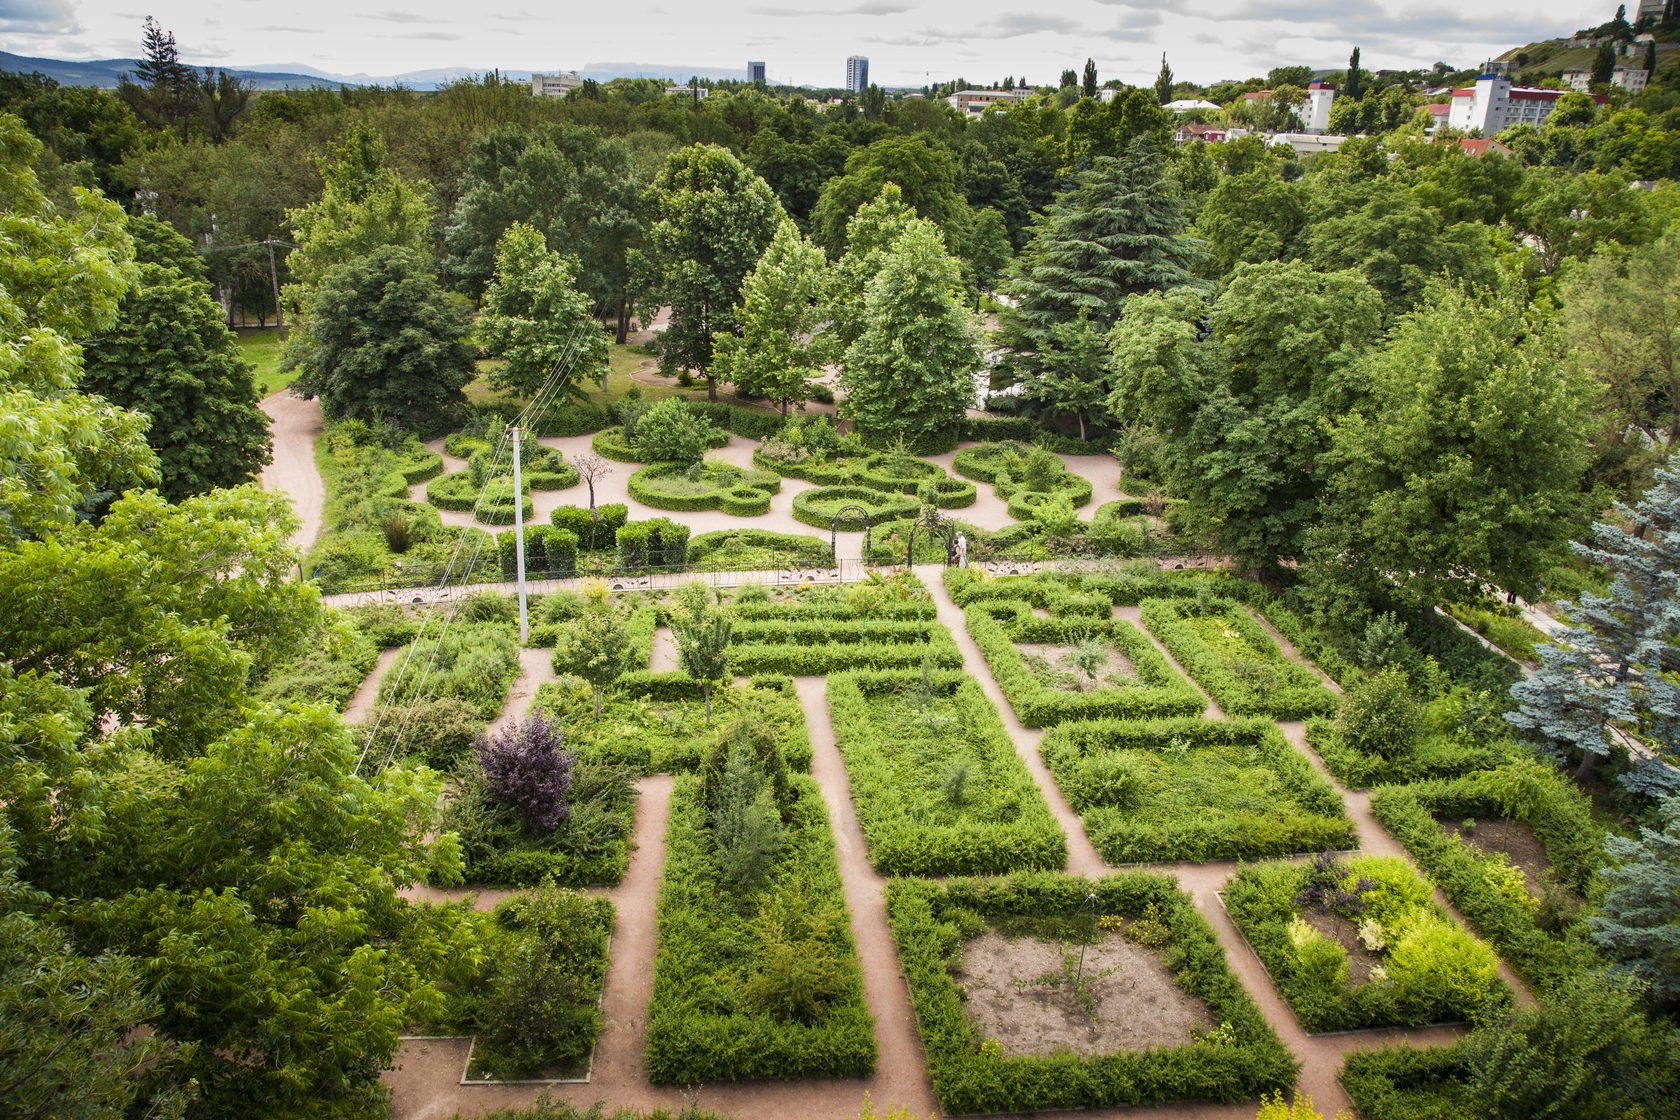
1174,121 -> 1228,144
1422,102 -> 1451,131
1438,137 -> 1515,157
1448,75 -> 1607,133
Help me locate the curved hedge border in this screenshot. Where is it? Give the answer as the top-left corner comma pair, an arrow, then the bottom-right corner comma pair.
926,476 -> 977,508
791,485 -> 920,530
1140,597 -> 1339,719
1370,768 -> 1602,991
590,426 -> 640,462
753,448 -> 947,495
425,472 -> 533,524
394,447 -> 445,484
827,670 -> 1065,875
886,872 -> 1297,1115
625,462 -> 779,515
963,605 -> 1203,726
688,528 -> 832,570
645,775 -> 877,1082
1041,717 -> 1354,863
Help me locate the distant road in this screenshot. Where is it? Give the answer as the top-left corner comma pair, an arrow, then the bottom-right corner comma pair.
259,389 -> 324,555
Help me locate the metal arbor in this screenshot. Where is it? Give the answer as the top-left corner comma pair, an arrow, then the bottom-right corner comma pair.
830,504 -> 873,565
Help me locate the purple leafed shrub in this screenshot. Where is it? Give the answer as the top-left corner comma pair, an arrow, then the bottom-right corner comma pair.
476,714 -> 574,834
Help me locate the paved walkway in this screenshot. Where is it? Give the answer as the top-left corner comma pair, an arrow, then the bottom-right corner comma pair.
259,390 -> 324,553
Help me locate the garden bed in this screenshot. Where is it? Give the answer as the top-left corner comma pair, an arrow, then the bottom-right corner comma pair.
791,485 -> 920,531
375,619 -> 521,721
826,670 -> 1065,875
626,461 -> 779,515
964,604 -> 1203,726
1308,716 -> 1514,790
445,755 -> 639,887
644,775 -> 876,1082
886,872 -> 1295,1114
687,529 -> 833,571
726,617 -> 964,675
1140,597 -> 1339,719
1041,718 -> 1354,863
1223,854 -> 1510,1033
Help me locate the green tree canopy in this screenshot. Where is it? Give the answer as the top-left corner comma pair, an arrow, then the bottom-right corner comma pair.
290,246 -> 475,432
478,222 -> 611,400
714,218 -> 829,415
809,135 -> 968,254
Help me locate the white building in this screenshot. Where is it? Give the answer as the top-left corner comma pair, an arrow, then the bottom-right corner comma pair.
1448,75 -> 1606,133
747,60 -> 766,83
845,55 -> 869,93
1303,80 -> 1335,133
1164,98 -> 1222,112
664,84 -> 709,99
530,70 -> 582,97
945,88 -> 1027,116
1563,66 -> 1650,93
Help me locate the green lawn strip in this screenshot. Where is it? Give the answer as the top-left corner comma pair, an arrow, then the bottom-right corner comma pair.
1041,718 -> 1354,863
886,872 -> 1296,1114
1139,597 -> 1339,719
1223,856 -> 1511,1033
963,602 -> 1204,726
1369,767 -> 1604,992
826,670 -> 1066,876
1441,602 -> 1546,663
236,328 -> 291,396
644,774 -> 877,1082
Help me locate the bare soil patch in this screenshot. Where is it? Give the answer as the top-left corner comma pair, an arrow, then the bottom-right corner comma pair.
953,929 -> 1213,1056
1301,911 -> 1385,986
1436,816 -> 1550,897
1016,641 -> 1136,692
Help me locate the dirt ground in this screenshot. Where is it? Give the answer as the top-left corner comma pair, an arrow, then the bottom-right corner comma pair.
955,929 -> 1215,1056
1017,640 -> 1136,691
1439,817 -> 1551,897
1302,910 -> 1386,986
259,390 -> 325,553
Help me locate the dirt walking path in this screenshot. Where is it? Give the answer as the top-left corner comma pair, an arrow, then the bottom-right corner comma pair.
1113,602 -> 1226,720
342,647 -> 403,723
259,390 -> 325,554
490,647 -> 559,735
648,628 -> 679,672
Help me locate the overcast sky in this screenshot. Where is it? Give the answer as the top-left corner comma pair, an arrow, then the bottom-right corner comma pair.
2,0 -> 1615,86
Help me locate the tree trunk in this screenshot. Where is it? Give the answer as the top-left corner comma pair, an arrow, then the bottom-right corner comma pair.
706,374 -> 718,402
1076,411 -> 1086,441
586,480 -> 596,510
616,295 -> 630,344
703,683 -> 713,724
1574,749 -> 1599,784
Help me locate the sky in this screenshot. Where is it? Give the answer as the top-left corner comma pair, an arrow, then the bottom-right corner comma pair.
0,0 -> 1617,87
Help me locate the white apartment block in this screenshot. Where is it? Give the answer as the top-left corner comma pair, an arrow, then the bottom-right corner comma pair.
531,70 -> 582,97
1448,75 -> 1606,132
946,88 -> 1028,116
1302,80 -> 1335,133
1563,66 -> 1650,92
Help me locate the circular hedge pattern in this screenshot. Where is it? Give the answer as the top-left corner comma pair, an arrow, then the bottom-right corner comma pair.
926,477 -> 978,509
626,462 -> 779,515
792,485 -> 920,530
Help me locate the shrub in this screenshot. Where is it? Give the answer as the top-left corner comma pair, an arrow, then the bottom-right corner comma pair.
551,503 -> 627,551
476,715 -> 574,834
590,426 -> 639,462
615,517 -> 690,571
687,529 -> 832,570
827,671 -> 1066,875
711,740 -> 784,892
1042,719 -> 1355,863
376,622 -> 521,721
396,696 -> 488,772
791,485 -> 919,530
633,399 -> 721,465
444,755 -> 637,887
1337,667 -> 1420,760
886,872 -> 1295,1114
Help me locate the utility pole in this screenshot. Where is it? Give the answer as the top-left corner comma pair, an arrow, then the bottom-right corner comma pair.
262,238 -> 285,332
508,424 -> 529,645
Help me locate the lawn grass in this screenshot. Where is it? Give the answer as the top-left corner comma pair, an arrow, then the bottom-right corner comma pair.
235,328 -> 291,396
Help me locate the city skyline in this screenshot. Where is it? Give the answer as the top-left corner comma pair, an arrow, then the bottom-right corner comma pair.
1,0 -> 1622,88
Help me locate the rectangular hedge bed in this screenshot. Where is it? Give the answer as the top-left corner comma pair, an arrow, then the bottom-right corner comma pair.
826,670 -> 1066,875
963,603 -> 1204,726
1040,718 -> 1354,863
886,872 -> 1297,1115
445,753 -> 638,887
1369,767 -> 1601,990
1223,855 -> 1510,1033
726,619 -> 964,675
644,775 -> 877,1082
1139,598 -> 1339,719
1307,716 -> 1515,790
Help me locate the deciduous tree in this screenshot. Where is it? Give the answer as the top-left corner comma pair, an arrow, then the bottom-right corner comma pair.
478,222 -> 610,399
714,219 -> 828,415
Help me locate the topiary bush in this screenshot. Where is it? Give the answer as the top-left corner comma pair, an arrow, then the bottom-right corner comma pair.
632,399 -> 725,465
551,503 -> 628,551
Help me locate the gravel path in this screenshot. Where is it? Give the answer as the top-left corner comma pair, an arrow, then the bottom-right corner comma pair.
341,647 -> 403,724
258,390 -> 324,553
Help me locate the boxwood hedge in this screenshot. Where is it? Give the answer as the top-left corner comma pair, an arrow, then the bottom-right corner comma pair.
687,529 -> 833,570
1040,718 -> 1354,863
886,872 -> 1297,1115
791,485 -> 920,530
644,775 -> 876,1082
626,461 -> 779,514
726,617 -> 963,674
826,670 -> 1066,875
963,604 -> 1203,726
1140,598 -> 1339,719
1339,1043 -> 1478,1120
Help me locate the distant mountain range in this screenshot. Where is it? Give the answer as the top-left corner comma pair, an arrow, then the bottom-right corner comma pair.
0,51 -> 749,90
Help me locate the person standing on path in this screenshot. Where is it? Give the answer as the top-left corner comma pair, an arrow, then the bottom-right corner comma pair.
956,531 -> 968,568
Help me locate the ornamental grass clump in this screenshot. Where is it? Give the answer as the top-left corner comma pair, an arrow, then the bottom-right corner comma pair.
477,714 -> 574,834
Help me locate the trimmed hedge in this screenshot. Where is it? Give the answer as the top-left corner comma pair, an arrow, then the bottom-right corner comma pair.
446,756 -> 638,887
1140,598 -> 1339,719
753,447 -> 948,495
826,670 -> 1066,875
959,416 -> 1113,453
625,461 -> 779,514
729,593 -> 936,623
1040,718 -> 1355,863
1308,718 -> 1513,790
687,529 -> 832,570
590,426 -> 640,462
887,872 -> 1297,1115
1370,767 -> 1602,991
925,476 -> 978,508
616,518 -> 690,570
644,775 -> 876,1082
727,618 -> 963,675
427,472 -> 534,525
498,526 -> 579,580
963,605 -> 1203,726
1223,856 -> 1510,1033
550,503 -> 628,551
1340,1044 -> 1478,1120
791,485 -> 920,531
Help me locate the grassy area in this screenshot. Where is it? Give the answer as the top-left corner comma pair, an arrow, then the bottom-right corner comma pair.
235,328 -> 292,397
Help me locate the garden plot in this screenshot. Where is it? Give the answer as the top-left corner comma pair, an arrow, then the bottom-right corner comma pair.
1223,853 -> 1510,1033
964,603 -> 1204,725
1041,718 -> 1354,864
726,613 -> 963,674
1140,597 -> 1340,719
826,670 -> 1066,876
645,773 -> 876,1082
887,873 -> 1294,1114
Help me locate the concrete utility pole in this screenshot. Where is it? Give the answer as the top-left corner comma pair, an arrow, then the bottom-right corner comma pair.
508,425 -> 529,644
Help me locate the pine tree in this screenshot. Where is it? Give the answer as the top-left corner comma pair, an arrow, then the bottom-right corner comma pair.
1589,798 -> 1680,1008
714,219 -> 828,416
1154,55 -> 1173,105
839,222 -> 979,449
997,142 -> 1198,433
1507,452 -> 1680,788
